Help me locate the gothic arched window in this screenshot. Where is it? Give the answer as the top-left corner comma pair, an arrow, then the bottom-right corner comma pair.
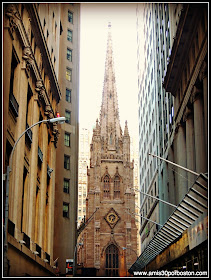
110,133 -> 113,145
114,176 -> 120,199
104,175 -> 110,198
105,244 -> 119,277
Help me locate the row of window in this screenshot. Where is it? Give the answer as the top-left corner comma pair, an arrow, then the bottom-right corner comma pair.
103,175 -> 121,199
140,182 -> 157,225
62,10 -> 73,219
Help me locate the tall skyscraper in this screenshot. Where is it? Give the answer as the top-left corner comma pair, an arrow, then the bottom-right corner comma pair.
136,3 -> 182,253
50,3 -> 80,276
130,136 -> 141,255
36,3 -> 81,276
3,3 -> 62,276
3,3 -> 81,277
78,128 -> 90,226
131,3 -> 208,273
136,3 -> 160,254
77,24 -> 137,277
152,3 -> 183,225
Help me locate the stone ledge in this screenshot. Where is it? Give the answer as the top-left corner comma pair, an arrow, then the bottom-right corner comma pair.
7,234 -> 55,275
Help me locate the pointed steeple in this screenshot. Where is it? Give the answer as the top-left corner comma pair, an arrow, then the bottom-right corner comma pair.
124,121 -> 129,136
100,23 -> 122,143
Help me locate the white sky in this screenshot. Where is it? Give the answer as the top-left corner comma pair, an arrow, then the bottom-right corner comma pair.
79,3 -> 140,139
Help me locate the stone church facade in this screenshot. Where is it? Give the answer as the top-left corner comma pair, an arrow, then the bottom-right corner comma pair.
77,24 -> 137,277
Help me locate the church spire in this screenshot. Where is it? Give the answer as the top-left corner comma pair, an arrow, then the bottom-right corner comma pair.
100,23 -> 122,142
124,121 -> 129,136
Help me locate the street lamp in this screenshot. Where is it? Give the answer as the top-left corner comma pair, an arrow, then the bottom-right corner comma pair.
3,116 -> 65,276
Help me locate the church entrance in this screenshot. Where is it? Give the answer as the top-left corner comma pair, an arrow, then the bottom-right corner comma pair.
105,244 -> 119,277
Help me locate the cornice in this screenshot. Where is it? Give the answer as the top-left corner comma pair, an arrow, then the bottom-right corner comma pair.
4,3 -> 60,147
174,36 -> 207,127
26,4 -> 62,102
163,4 -> 204,96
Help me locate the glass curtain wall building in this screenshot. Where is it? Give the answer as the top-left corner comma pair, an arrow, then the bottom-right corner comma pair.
136,3 -> 182,252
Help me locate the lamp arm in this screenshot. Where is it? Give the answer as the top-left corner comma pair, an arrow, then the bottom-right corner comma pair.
8,120 -> 48,170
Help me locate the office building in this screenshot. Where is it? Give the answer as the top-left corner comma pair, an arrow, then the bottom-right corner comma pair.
136,2 -> 183,253
78,127 -> 90,226
130,3 -> 208,273
3,3 -> 62,276
3,3 -> 81,276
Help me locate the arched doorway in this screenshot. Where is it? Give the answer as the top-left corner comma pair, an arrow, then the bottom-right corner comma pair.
105,244 -> 119,276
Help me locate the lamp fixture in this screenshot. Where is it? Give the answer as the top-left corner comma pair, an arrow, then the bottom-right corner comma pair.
44,259 -> 49,263
19,240 -> 26,244
48,117 -> 66,124
32,251 -> 39,255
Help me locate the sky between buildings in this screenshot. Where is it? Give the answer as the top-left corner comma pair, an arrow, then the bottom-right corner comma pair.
79,3 -> 144,140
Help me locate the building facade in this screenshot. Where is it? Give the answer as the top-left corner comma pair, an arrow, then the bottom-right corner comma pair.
78,127 -> 90,226
153,2 -> 183,226
162,3 -> 208,270
50,3 -> 80,276
3,3 -> 81,277
77,24 -> 137,277
130,137 -> 141,255
3,3 -> 62,276
130,3 -> 208,274
136,3 -> 183,254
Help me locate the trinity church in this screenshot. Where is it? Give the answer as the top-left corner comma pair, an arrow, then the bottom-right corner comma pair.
78,23 -> 137,277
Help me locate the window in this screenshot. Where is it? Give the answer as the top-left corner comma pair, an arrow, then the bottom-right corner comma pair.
66,88 -> 71,103
65,110 -> 71,124
64,155 -> 70,170
9,92 -> 19,118
60,21 -> 63,35
8,219 -> 15,237
66,68 -> 72,82
36,244 -> 41,257
38,146 -> 43,166
109,133 -> 113,145
67,48 -> 72,62
104,175 -> 110,198
9,51 -> 19,118
63,178 -> 70,193
68,11 -> 73,23
105,245 -> 119,276
65,132 -> 70,147
114,176 -> 120,199
67,29 -> 73,42
63,202 -> 69,218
